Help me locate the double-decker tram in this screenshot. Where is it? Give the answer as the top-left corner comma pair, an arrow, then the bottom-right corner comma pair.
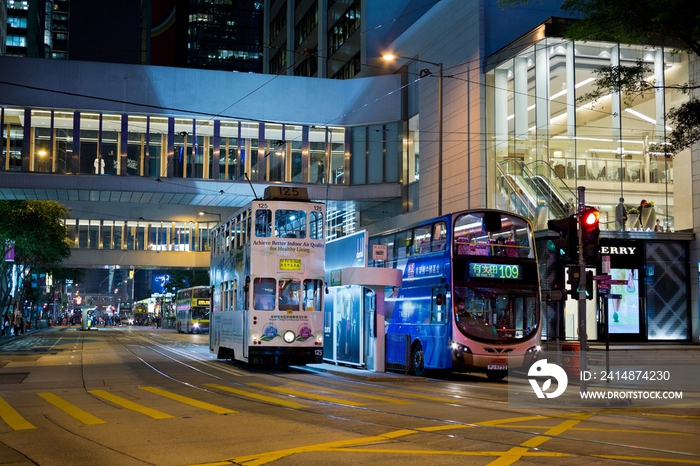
175,286 -> 211,333
209,187 -> 325,366
369,209 -> 541,379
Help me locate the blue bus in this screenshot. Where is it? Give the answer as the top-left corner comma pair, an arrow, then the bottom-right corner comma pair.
369,209 -> 541,379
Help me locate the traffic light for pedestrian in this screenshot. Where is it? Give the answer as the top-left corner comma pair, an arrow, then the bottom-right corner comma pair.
585,270 -> 594,300
566,267 -> 580,299
547,216 -> 577,263
581,206 -> 600,264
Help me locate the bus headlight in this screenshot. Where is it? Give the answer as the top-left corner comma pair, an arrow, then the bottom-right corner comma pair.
193,322 -> 200,328
283,330 -> 296,343
450,341 -> 471,354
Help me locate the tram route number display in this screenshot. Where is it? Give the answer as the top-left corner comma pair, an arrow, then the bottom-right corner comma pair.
469,263 -> 521,280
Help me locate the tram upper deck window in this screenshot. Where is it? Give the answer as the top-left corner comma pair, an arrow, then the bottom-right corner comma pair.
255,209 -> 271,238
275,209 -> 306,238
309,211 -> 323,240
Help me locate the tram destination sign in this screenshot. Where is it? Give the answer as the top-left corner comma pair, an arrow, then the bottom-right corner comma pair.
469,263 -> 521,280
279,258 -> 303,271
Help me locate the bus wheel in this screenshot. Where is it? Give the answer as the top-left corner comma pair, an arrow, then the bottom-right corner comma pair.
487,370 -> 507,381
411,344 -> 426,377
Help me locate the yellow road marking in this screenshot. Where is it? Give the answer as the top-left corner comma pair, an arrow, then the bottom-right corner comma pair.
485,413 -> 594,466
187,420 -> 566,466
140,387 -> 236,415
37,392 -> 106,425
247,383 -> 365,406
204,383 -> 304,409
187,411 -> 698,466
383,389 -> 459,404
0,395 -> 35,430
88,389 -> 174,419
497,424 -> 691,435
594,455 -> 700,464
288,381 -> 411,404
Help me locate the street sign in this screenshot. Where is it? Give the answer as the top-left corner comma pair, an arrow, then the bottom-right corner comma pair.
597,283 -> 610,289
598,288 -> 610,294
608,294 -> 622,299
606,280 -> 627,285
592,274 -> 610,281
372,244 -> 388,261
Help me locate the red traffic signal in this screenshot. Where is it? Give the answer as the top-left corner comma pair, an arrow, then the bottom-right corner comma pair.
581,206 -> 600,264
582,208 -> 599,227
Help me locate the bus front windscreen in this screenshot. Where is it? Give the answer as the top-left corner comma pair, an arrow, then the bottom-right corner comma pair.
453,286 -> 538,342
191,307 -> 209,320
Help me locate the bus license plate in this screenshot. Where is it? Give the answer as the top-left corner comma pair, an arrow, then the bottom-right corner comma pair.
487,364 -> 508,370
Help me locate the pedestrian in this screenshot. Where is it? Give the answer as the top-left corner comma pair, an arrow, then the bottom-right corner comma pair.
317,160 -> 325,184
19,315 -> 25,334
2,313 -> 9,336
654,219 -> 664,232
615,197 -> 627,231
94,154 -> 105,174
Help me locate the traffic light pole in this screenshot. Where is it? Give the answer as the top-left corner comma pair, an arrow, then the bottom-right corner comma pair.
578,186 -> 588,392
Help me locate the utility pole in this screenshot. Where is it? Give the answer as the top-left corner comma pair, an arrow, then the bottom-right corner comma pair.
577,186 -> 588,392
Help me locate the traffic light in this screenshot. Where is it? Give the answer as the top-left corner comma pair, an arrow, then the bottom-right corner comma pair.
547,216 -> 577,262
585,270 -> 594,300
566,267 -> 580,299
581,206 -> 600,264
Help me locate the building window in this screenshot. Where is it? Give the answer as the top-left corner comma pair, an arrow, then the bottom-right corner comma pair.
327,0 -> 360,56
294,1 -> 317,46
269,3 -> 286,43
270,43 -> 287,74
331,52 -> 360,79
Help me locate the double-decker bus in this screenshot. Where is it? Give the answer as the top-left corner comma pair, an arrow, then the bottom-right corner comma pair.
209,187 -> 325,366
175,286 -> 211,333
369,209 -> 541,379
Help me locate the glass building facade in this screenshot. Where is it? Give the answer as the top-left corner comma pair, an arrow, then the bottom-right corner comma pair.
485,35 -> 689,232
0,106 -> 406,251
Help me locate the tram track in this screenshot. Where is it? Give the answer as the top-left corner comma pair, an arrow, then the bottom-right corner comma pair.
106,329 -> 700,465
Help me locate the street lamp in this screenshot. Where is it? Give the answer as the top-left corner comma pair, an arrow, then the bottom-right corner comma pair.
383,53 -> 443,215
198,211 -> 222,223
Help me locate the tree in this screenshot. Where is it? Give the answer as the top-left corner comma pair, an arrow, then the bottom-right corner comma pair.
0,201 -> 72,314
498,0 -> 700,155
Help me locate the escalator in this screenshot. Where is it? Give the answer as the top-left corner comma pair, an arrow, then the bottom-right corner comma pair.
498,159 -> 577,226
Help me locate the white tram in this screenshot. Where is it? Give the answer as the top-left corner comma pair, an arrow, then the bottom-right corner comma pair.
209,187 -> 325,366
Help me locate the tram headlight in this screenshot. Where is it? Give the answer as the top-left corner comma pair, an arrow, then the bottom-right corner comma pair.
283,330 -> 296,343
193,322 -> 200,328
526,345 -> 541,354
